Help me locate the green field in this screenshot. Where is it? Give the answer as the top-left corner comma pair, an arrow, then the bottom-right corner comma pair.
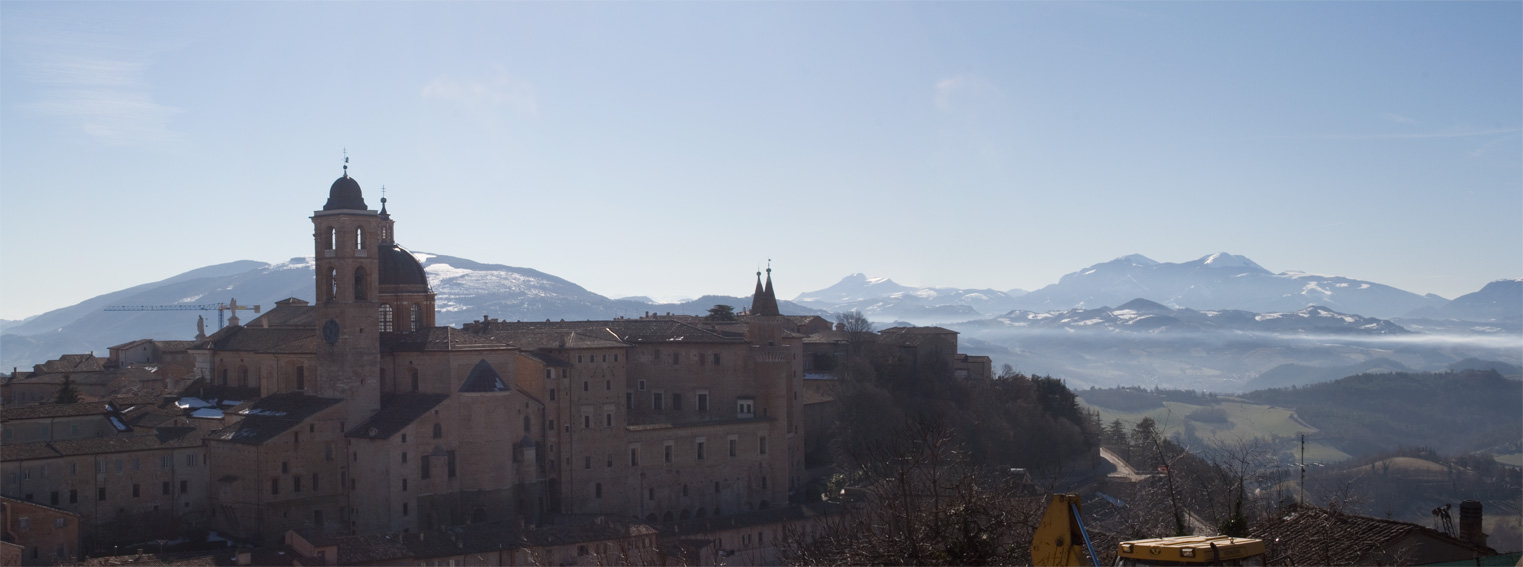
1080,397 -> 1352,463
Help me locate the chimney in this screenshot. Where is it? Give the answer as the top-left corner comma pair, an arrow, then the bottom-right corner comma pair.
1459,500 -> 1486,548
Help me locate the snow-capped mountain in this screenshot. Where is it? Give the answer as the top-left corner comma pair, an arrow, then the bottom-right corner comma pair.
1009,252 -> 1446,319
971,299 -> 1409,336
1422,279 -> 1521,323
792,273 -> 1027,324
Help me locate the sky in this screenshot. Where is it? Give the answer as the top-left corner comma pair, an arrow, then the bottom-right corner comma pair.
1,2 -> 1519,321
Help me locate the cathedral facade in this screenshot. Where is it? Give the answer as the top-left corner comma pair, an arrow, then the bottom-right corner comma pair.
192,172 -> 804,544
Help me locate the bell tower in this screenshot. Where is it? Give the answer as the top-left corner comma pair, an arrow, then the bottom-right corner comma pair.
311,158 -> 382,425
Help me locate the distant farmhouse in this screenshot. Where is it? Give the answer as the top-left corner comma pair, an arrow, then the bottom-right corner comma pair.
1,168 -> 985,565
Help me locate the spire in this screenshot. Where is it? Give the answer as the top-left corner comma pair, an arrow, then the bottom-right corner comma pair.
751,263 -> 781,316
342,148 -> 349,178
379,186 -> 395,244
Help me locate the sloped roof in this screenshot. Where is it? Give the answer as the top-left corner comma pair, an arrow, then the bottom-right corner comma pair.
346,393 -> 449,440
382,327 -> 510,352
207,393 -> 343,445
2,401 -> 114,422
468,319 -> 743,347
203,326 -> 318,354
34,353 -> 105,373
1,427 -> 205,461
879,326 -> 958,335
1249,505 -> 1495,565
245,302 -> 316,328
517,351 -> 571,367
458,360 -> 509,393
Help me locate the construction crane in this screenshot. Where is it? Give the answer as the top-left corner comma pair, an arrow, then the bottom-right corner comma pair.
104,298 -> 261,330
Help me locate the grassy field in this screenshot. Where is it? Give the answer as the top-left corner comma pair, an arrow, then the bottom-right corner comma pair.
1080,397 -> 1352,463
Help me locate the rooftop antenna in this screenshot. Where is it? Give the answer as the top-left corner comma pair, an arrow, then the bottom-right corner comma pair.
342,148 -> 350,178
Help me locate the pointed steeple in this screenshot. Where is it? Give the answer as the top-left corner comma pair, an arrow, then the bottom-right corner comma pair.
753,266 -> 781,316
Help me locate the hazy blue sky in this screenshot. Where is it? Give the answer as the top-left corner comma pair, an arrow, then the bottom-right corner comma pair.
2,2 -> 1518,320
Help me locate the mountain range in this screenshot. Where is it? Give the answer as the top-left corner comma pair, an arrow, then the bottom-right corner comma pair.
3,250 -> 1516,391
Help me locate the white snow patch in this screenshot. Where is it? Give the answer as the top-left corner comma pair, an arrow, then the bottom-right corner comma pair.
180,294 -> 206,303
239,408 -> 288,417
176,397 -> 213,409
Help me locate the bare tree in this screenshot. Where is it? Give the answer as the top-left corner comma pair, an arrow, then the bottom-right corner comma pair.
783,419 -> 1044,566
836,310 -> 874,355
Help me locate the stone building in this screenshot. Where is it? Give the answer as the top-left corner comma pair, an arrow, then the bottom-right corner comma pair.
1,496 -> 82,566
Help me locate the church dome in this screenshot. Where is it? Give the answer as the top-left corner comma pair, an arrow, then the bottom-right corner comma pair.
323,175 -> 368,211
378,243 -> 430,293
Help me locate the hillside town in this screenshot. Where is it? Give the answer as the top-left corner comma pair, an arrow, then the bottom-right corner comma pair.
1,171 -> 1004,565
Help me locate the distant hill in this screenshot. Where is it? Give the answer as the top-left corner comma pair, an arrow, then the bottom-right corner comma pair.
792,273 -> 1025,324
1243,370 -> 1522,456
1244,358 -> 1415,391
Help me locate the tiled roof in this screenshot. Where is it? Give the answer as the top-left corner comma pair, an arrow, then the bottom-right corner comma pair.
458,360 -> 510,393
34,353 -> 105,373
2,401 -> 114,422
1,427 -> 205,461
175,378 -> 262,403
469,320 -> 744,347
204,326 -> 318,354
207,393 -> 344,445
1249,505 -> 1494,566
346,393 -> 449,440
879,326 -> 958,335
245,302 -> 316,328
382,327 -> 511,352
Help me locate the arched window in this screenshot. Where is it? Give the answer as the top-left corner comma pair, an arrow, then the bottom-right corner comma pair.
410,367 -> 419,392
432,423 -> 442,439
378,304 -> 394,332
410,304 -> 421,332
355,227 -> 365,250
326,227 -> 337,250
353,267 -> 368,300
328,268 -> 339,301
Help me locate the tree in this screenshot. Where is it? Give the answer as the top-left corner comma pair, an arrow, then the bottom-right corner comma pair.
704,304 -> 736,321
783,419 -> 1042,566
837,311 -> 874,354
54,376 -> 82,404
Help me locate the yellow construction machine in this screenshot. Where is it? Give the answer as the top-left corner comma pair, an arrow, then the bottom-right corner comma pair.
1031,494 -> 1267,566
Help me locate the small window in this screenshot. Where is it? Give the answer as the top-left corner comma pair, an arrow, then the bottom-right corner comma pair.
433,423 -> 442,439
162,482 -> 170,496
594,483 -> 602,498
523,416 -> 532,434
630,448 -> 639,467
672,393 -> 682,411
98,487 -> 106,501
696,441 -> 706,460
729,438 -> 737,457
179,481 -> 188,494
713,353 -> 721,365
664,445 -> 673,463
605,413 -> 612,427
698,393 -> 709,412
294,476 -> 302,493
606,379 -> 611,391
760,436 -> 768,455
638,380 -> 646,391
626,392 -> 633,410
583,415 -> 591,429
584,456 -> 591,470
410,304 -> 421,332
132,484 -> 140,497
379,304 -> 394,332
653,393 -> 664,411
549,388 -> 557,401
583,381 -> 589,392
672,353 -> 679,365
270,479 -> 279,495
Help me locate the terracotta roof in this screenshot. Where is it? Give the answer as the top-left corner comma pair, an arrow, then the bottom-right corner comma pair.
245,302 -> 316,328
346,393 -> 449,440
1,427 -> 205,461
382,327 -> 511,352
207,393 -> 343,445
468,320 -> 743,347
2,401 -> 114,422
34,353 -> 105,373
879,326 -> 958,335
203,326 -> 318,354
1249,505 -> 1495,566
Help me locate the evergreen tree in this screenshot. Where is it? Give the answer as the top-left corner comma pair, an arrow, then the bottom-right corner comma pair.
54,376 -> 82,404
705,304 -> 737,321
